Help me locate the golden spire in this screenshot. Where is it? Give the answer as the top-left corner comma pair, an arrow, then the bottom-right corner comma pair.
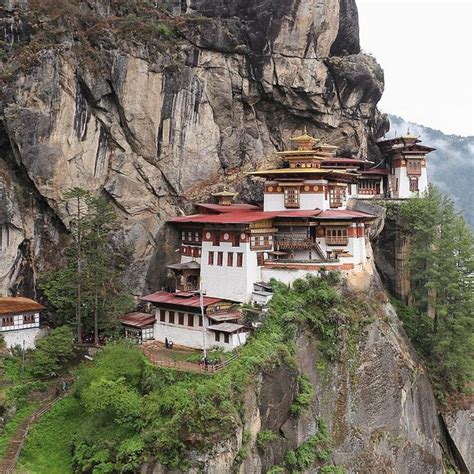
290,127 -> 318,150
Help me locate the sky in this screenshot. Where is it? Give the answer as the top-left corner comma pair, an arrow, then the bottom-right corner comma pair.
357,0 -> 473,136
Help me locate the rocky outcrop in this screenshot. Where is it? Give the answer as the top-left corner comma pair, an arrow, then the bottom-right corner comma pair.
0,0 -> 387,296
372,204 -> 411,302
443,406 -> 474,472
142,289 -> 459,473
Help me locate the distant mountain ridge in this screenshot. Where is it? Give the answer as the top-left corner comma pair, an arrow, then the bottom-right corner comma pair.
387,114 -> 474,227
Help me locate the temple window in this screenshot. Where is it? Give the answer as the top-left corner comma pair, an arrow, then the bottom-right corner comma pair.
284,188 -> 300,208
187,314 -> 194,327
160,310 -> 166,322
217,252 -> 223,266
178,313 -> 185,325
208,251 -> 214,265
409,177 -> 419,191
198,316 -> 203,327
325,227 -> 349,245
1,316 -> 14,327
23,314 -> 35,324
227,252 -> 234,266
224,334 -> 230,343
237,253 -> 243,267
215,332 -> 220,342
407,160 -> 422,176
329,187 -> 343,208
169,311 -> 175,324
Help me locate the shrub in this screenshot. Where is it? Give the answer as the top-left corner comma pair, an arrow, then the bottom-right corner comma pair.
256,429 -> 278,450
28,326 -> 75,377
290,375 -> 314,416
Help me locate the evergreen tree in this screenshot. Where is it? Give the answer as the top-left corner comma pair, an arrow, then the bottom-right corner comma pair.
40,189 -> 133,342
397,186 -> 474,395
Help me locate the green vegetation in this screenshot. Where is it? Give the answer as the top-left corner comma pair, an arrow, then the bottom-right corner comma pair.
284,419 -> 340,472
40,188 -> 133,343
256,430 -> 278,450
19,397 -> 83,473
290,374 -> 314,416
29,326 -> 75,377
19,274 -> 373,471
394,187 -> 474,399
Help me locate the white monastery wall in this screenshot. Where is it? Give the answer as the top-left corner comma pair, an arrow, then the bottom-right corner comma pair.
3,327 -> 41,349
200,241 -> 258,302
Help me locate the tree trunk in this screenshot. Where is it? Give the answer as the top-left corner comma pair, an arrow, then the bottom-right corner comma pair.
94,289 -> 99,346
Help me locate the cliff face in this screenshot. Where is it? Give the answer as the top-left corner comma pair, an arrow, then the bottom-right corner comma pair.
0,0 -> 387,295
144,284 -> 459,473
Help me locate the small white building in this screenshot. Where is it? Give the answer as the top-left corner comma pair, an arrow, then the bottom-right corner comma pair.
119,312 -> 156,344
140,291 -> 249,352
0,297 -> 44,349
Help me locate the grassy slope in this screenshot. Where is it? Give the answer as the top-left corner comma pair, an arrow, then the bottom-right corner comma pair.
18,397 -> 83,474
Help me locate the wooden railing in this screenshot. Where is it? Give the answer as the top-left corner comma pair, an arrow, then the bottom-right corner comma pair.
142,348 -> 238,374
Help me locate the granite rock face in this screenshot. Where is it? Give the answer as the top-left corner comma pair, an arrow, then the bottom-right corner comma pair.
144,293 -> 458,473
0,0 -> 387,295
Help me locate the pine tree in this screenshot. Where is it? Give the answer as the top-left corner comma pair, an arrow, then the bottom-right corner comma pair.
40,189 -> 133,342
398,186 -> 474,395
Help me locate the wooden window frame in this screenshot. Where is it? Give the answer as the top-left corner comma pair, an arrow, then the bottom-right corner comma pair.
409,177 -> 419,191
224,333 -> 230,344
208,251 -> 214,265
227,252 -> 233,267
407,159 -> 422,176
178,312 -> 185,325
215,332 -> 220,342
217,251 -> 223,266
329,187 -> 344,208
198,316 -> 203,327
284,187 -> 300,208
169,311 -> 175,324
187,314 -> 194,327
236,253 -> 243,267
160,310 -> 166,322
325,227 -> 349,246
23,314 -> 35,324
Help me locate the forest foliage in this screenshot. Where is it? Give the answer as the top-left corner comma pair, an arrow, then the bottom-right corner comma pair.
39,188 -> 133,343
391,186 -> 474,398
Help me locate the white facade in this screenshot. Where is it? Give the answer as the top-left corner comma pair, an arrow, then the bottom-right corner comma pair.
392,164 -> 428,199
1,311 -> 41,349
152,308 -> 246,351
200,241 -> 261,303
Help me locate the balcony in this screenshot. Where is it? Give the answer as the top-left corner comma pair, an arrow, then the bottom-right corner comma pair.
274,235 -> 314,250
325,236 -> 349,246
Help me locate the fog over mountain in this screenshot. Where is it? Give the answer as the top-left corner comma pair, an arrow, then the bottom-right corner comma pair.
387,115 -> 474,227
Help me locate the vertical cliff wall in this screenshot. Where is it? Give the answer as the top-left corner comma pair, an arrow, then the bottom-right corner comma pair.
0,0 -> 388,296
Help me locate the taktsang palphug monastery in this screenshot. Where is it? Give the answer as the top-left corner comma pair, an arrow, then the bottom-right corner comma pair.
118,130 -> 435,351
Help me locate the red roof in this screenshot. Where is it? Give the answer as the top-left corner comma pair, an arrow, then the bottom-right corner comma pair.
170,209 -> 322,224
141,291 -> 227,308
361,168 -> 389,175
196,203 -> 260,214
119,312 -> 156,328
317,210 -> 375,220
0,297 -> 45,315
